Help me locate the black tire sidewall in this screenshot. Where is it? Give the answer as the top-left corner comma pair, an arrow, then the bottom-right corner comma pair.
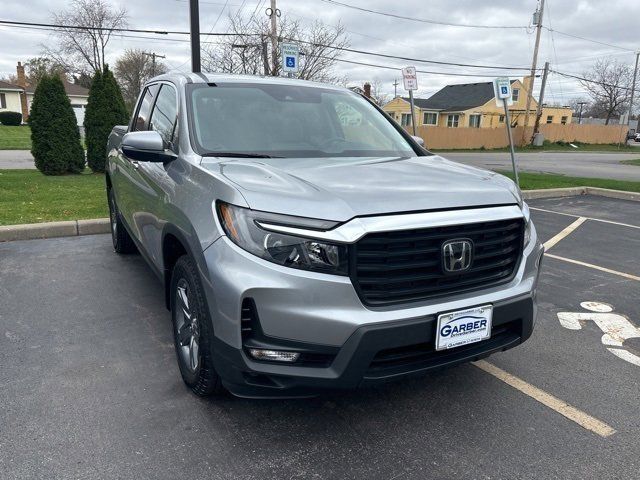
170,255 -> 220,394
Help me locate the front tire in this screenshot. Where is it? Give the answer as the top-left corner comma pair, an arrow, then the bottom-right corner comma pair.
108,188 -> 136,254
170,255 -> 224,396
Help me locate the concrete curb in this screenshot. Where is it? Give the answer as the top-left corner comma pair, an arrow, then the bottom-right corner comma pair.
0,218 -> 109,242
1,186 -> 639,243
523,186 -> 640,202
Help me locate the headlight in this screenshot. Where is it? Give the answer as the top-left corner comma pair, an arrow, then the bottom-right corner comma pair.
217,202 -> 348,275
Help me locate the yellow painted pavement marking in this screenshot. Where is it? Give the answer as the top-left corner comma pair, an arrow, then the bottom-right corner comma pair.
543,217 -> 587,250
473,360 -> 616,438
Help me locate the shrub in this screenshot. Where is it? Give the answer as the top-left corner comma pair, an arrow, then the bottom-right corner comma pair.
28,75 -> 85,175
85,65 -> 129,173
0,111 -> 23,126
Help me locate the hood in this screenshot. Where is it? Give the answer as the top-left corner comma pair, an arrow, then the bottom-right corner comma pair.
200,155 -> 521,222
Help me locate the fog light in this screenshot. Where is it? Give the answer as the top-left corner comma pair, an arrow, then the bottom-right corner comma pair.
248,349 -> 300,363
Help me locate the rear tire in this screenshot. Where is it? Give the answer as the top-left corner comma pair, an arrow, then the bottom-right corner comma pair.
170,254 -> 224,396
108,188 -> 136,254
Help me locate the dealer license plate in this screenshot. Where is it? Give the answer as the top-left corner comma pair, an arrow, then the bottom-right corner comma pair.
435,305 -> 493,351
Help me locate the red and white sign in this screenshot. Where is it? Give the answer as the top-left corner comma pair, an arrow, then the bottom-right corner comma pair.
402,66 -> 418,91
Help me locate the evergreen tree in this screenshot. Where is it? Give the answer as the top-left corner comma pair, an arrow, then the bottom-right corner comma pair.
29,75 -> 85,175
85,65 -> 129,173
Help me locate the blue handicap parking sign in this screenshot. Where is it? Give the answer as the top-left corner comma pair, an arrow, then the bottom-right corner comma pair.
286,56 -> 296,68
501,86 -> 509,95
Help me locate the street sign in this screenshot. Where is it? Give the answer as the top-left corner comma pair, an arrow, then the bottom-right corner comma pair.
494,77 -> 513,107
402,66 -> 418,91
281,43 -> 299,73
494,77 -> 519,187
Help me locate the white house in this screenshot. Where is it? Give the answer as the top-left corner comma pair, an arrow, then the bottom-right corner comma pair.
0,62 -> 89,126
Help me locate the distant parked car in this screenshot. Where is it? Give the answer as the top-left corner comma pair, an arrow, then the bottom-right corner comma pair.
627,129 -> 636,140
635,133 -> 640,142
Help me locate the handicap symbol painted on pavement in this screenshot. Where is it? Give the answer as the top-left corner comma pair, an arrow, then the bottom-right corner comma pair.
286,57 -> 296,68
557,301 -> 640,367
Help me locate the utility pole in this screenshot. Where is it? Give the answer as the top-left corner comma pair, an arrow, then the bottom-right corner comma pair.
142,52 -> 166,77
532,61 -> 549,142
522,0 -> 545,144
267,0 -> 280,76
627,51 -> 640,133
577,101 -> 587,125
189,0 -> 201,73
392,79 -> 399,98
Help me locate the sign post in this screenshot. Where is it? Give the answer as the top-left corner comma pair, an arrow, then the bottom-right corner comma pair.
281,43 -> 299,77
494,77 -> 519,187
402,66 -> 418,136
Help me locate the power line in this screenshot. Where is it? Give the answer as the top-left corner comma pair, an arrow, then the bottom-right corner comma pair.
0,18 -> 537,71
284,37 -> 537,71
317,0 -> 529,29
551,69 -> 634,91
0,19 -> 244,36
328,56 -> 530,78
544,27 -> 635,52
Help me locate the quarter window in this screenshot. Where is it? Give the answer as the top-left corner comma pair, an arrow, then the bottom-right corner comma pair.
149,84 -> 178,147
468,114 -> 481,128
423,112 -> 438,125
133,84 -> 160,131
447,114 -> 460,128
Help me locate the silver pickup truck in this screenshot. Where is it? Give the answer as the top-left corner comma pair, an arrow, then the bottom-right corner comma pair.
107,73 -> 544,398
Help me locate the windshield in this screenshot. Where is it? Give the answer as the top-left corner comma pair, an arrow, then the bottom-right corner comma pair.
188,83 -> 418,158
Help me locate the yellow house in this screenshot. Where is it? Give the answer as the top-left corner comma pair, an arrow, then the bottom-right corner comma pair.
383,78 -> 572,129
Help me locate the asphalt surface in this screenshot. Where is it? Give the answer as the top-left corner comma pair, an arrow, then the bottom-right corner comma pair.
443,150 -> 640,181
3,148 -> 640,181
1,195 -> 639,479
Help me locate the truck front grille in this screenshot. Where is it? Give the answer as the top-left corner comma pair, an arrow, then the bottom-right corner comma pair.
351,218 -> 524,306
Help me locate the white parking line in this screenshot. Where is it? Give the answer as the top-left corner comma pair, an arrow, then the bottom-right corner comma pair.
545,253 -> 640,281
473,360 -> 616,438
543,217 -> 587,250
530,207 -> 640,230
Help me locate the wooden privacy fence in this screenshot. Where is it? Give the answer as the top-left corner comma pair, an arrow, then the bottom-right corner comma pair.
407,124 -> 628,150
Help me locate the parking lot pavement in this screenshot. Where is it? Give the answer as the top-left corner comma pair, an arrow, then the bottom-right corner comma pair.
1,194 -> 639,479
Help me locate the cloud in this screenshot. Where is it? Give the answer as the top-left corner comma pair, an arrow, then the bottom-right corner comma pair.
0,0 -> 636,104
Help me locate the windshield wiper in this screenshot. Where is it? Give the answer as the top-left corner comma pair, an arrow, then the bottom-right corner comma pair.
202,152 -> 282,158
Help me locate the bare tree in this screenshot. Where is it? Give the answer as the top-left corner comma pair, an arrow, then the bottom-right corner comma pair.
115,49 -> 168,111
580,59 -> 632,124
24,57 -> 66,86
203,12 -> 349,84
44,0 -> 127,77
369,78 -> 390,106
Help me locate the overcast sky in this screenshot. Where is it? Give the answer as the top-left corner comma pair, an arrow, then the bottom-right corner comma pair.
1,0 -> 637,104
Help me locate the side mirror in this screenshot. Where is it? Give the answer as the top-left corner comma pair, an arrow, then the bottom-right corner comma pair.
121,131 -> 176,163
411,135 -> 425,147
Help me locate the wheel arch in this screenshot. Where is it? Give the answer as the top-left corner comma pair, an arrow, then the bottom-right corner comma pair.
161,224 -> 210,311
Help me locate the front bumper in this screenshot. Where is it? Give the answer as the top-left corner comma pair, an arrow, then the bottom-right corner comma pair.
200,219 -> 543,397
213,295 -> 536,398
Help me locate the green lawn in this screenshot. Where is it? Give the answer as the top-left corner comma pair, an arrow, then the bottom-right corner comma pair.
1,168 -> 639,227
621,158 -> 640,166
0,125 -> 32,149
498,170 -> 640,193
0,169 -> 107,226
